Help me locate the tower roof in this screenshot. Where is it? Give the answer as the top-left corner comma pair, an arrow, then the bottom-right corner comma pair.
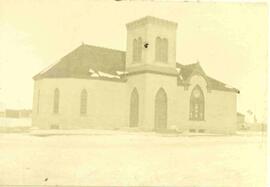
126,16 -> 178,29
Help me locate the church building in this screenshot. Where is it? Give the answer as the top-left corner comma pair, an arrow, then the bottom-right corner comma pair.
32,16 -> 239,134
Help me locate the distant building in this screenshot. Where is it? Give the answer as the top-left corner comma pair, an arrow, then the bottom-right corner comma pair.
32,16 -> 239,134
19,110 -> 32,118
1,109 -> 32,118
237,112 -> 245,130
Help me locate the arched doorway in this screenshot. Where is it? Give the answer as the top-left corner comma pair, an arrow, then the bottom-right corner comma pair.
154,88 -> 167,131
129,88 -> 139,127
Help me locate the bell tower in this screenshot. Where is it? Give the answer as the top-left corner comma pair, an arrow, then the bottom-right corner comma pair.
125,16 -> 178,75
125,17 -> 179,130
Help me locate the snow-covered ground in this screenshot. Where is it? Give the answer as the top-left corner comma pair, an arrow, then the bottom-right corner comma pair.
0,118 -> 31,133
0,117 -> 31,128
0,131 -> 267,187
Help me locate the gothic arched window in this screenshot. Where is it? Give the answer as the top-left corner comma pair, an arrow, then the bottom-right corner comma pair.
132,37 -> 142,63
80,89 -> 88,115
162,38 -> 168,62
154,88 -> 167,130
137,37 -> 142,61
129,88 -> 139,127
53,88 -> 60,114
155,37 -> 168,63
190,85 -> 204,120
133,39 -> 137,62
155,37 -> 162,61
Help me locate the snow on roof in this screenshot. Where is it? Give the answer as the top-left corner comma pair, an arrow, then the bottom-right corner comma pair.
89,68 -> 99,77
116,71 -> 128,75
90,73 -> 99,77
33,44 -> 126,80
98,71 -> 120,79
89,68 -> 96,74
89,69 -> 121,79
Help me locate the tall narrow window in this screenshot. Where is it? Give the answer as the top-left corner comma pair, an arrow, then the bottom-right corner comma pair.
162,38 -> 168,62
129,88 -> 139,127
190,85 -> 204,120
155,37 -> 162,61
53,88 -> 60,114
137,37 -> 142,62
37,89 -> 40,114
155,37 -> 168,63
133,39 -> 137,62
133,37 -> 142,63
154,88 -> 167,131
80,89 -> 87,115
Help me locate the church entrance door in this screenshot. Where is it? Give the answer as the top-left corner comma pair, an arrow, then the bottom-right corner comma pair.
129,89 -> 139,127
154,88 -> 167,131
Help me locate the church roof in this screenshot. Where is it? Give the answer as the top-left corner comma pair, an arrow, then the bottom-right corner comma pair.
176,63 -> 239,93
33,44 -> 126,81
33,44 -> 239,93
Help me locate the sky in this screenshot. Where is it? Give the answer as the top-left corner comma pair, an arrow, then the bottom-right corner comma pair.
0,1 -> 268,122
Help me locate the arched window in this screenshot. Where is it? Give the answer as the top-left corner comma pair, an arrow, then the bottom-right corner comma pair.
155,37 -> 162,61
53,88 -> 60,114
155,37 -> 168,63
132,37 -> 142,63
154,88 -> 167,131
80,89 -> 88,115
129,88 -> 139,127
162,38 -> 168,62
137,37 -> 142,62
132,39 -> 137,62
190,85 -> 204,120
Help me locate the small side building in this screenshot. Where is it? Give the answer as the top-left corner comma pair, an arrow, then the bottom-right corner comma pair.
3,109 -> 32,118
237,112 -> 246,130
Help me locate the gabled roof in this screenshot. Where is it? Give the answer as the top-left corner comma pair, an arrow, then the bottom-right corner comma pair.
33,44 -> 126,81
176,62 -> 206,80
34,43 -> 239,93
176,62 -> 239,93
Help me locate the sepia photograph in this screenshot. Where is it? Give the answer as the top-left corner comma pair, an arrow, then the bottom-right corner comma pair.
0,0 -> 268,186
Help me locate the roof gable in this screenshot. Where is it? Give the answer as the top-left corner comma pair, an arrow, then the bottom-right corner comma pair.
33,44 -> 126,80
176,62 -> 239,93
176,62 -> 205,80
